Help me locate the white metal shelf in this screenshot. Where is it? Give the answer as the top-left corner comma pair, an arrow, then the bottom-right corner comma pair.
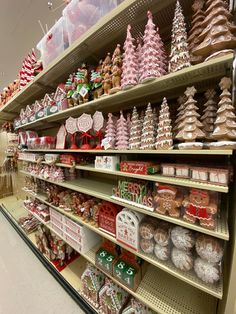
21,171 -> 229,241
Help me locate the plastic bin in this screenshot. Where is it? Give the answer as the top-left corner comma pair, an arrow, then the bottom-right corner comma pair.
37,17 -> 69,68
63,0 -> 124,45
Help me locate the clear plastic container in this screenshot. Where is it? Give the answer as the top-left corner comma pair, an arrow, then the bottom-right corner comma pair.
63,0 -> 123,45
37,17 -> 69,68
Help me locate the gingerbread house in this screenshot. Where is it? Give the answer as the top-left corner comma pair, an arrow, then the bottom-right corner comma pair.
44,93 -> 57,116
20,108 -> 28,125
81,263 -> 105,308
99,278 -> 129,314
35,99 -> 45,119
54,84 -> 68,111
25,104 -> 36,123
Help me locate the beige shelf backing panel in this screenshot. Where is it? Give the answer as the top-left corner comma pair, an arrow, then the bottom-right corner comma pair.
25,148 -> 234,155
23,189 -> 224,298
18,160 -> 229,193
14,54 -> 234,130
21,172 -> 229,241
0,0 -> 193,116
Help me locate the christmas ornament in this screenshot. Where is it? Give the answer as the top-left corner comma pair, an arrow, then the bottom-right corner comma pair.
188,0 -> 206,64
201,89 -> 217,141
168,1 -> 191,73
102,113 -> 116,149
121,25 -> 138,89
116,111 -> 129,150
176,86 -> 205,149
139,11 -> 166,83
129,107 -> 142,150
193,0 -> 236,61
210,77 -> 236,149
155,97 -> 173,149
140,103 -> 155,150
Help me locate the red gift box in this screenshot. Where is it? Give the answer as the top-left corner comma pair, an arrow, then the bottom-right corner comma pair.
120,161 -> 158,175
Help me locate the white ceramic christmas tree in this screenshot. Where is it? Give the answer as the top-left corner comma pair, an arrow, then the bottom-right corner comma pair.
168,0 -> 191,73
155,97 -> 173,149
121,25 -> 138,90
129,107 -> 142,150
201,89 -> 217,141
139,11 -> 166,83
176,86 -> 205,149
210,77 -> 236,149
104,113 -> 116,149
140,103 -> 156,150
116,111 -> 129,150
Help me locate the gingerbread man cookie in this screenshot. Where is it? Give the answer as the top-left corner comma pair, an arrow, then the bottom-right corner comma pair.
154,184 -> 183,218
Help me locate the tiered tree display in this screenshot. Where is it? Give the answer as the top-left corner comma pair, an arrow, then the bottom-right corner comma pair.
176,86 -> 205,149
168,0 -> 191,73
116,111 -> 129,150
104,113 -> 116,149
210,77 -> 236,149
121,25 -> 138,90
188,0 -> 205,64
193,0 -> 236,61
140,103 -> 155,150
155,97 -> 173,149
126,113 -> 131,136
129,107 -> 142,150
139,11 -> 166,83
173,95 -> 187,136
201,89 -> 217,141
136,38 -> 142,80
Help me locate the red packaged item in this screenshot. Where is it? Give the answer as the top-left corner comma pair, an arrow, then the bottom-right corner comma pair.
120,161 -> 159,175
60,154 -> 76,165
27,137 -> 40,149
40,136 -> 56,149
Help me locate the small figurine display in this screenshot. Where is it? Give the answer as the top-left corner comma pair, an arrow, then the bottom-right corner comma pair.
102,53 -> 112,95
74,63 -> 91,104
168,0 -> 191,73
65,74 -> 76,107
154,184 -> 183,218
110,44 -> 122,94
182,188 -> 218,230
91,60 -> 103,99
95,155 -> 120,171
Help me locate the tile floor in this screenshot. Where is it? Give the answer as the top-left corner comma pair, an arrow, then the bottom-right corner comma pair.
0,212 -> 85,314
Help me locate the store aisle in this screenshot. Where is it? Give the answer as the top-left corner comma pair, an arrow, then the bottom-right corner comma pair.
0,212 -> 85,314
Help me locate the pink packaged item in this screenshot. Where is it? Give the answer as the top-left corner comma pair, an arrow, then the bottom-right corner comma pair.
37,17 -> 69,68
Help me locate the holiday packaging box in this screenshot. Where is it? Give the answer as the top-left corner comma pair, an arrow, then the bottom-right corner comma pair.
37,17 -> 69,68
95,156 -> 120,171
120,161 -> 160,175
112,179 -> 154,212
95,248 -> 117,275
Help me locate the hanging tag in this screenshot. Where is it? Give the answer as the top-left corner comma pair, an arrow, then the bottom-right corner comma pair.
79,86 -> 88,97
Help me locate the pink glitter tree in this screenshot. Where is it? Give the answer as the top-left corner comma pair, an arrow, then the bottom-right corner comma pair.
104,113 -> 116,148
139,11 -> 166,83
116,111 -> 129,150
121,25 -> 138,90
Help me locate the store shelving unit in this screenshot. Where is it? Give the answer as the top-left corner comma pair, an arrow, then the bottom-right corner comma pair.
0,0 -> 235,313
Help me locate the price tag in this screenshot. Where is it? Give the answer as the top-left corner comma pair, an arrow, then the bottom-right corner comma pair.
79,86 -> 88,97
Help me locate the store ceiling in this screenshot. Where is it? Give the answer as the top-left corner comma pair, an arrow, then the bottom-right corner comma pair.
0,0 -> 64,90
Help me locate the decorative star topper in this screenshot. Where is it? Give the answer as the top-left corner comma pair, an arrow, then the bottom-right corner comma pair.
184,86 -> 197,98
205,89 -> 216,100
219,77 -> 232,91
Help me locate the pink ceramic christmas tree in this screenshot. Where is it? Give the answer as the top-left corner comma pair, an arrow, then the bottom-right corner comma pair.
140,103 -> 156,150
126,113 -> 131,136
168,1 -> 191,73
129,107 -> 142,149
104,113 -> 116,149
116,111 -> 129,150
136,38 -> 143,79
155,97 -> 173,149
139,11 -> 166,83
121,25 -> 138,90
